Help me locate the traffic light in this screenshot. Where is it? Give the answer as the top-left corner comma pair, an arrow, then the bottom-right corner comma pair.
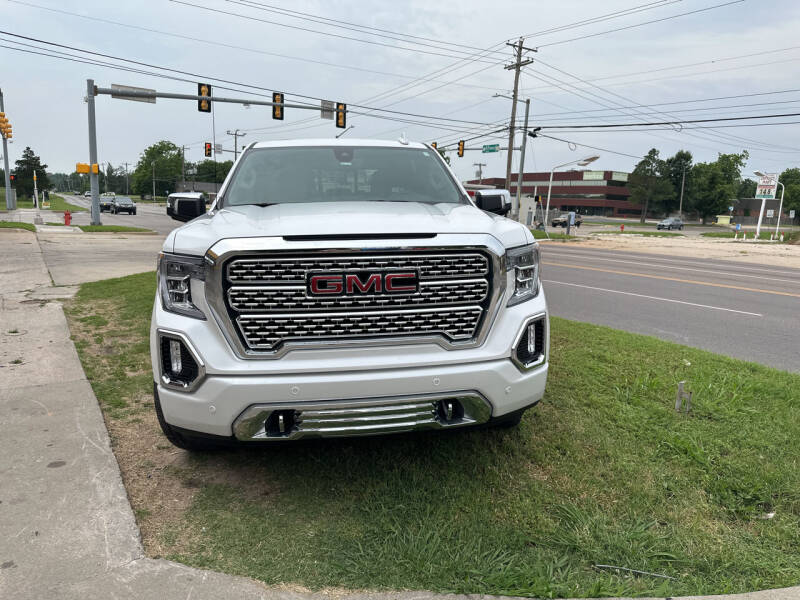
9,174 -> 15,183
335,102 -> 346,129
457,140 -> 465,157
431,142 -> 437,149
272,92 -> 284,120
204,142 -> 212,157
198,83 -> 212,113
0,111 -> 11,139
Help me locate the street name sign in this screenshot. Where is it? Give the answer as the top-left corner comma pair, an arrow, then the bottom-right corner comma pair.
482,144 -> 499,153
111,84 -> 156,104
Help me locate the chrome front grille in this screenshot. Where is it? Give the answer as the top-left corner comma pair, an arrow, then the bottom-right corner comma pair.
227,253 -> 488,283
220,250 -> 495,353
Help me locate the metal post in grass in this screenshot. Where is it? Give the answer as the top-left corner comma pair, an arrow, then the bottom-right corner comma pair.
86,79 -> 101,226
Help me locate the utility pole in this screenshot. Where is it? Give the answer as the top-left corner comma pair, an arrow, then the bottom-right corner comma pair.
86,79 -> 101,225
151,160 -> 156,203
181,145 -> 188,190
0,88 -> 12,210
226,130 -> 246,161
514,97 -> 530,220
503,38 -> 535,193
122,162 -> 130,195
473,162 -> 487,184
678,166 -> 686,219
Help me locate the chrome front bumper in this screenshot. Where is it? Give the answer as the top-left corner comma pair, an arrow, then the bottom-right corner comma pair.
232,392 -> 492,441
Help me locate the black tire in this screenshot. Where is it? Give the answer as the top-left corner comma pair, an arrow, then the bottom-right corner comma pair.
153,383 -> 222,451
133,209 -> 137,215
679,225 -> 683,230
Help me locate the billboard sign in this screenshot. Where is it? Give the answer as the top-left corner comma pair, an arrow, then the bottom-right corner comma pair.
755,173 -> 778,199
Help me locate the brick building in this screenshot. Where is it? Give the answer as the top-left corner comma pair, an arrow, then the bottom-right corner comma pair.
466,170 -> 641,218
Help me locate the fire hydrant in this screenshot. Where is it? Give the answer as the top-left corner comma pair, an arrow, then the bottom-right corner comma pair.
620,224 -> 625,232
64,211 -> 72,226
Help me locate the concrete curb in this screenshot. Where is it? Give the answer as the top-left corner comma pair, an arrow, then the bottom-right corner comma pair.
1,228 -> 797,600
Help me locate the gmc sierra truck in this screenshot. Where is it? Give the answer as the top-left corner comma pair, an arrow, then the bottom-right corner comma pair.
151,139 -> 548,450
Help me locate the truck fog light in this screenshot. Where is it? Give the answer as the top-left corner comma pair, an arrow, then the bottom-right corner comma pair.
527,322 -> 537,356
169,339 -> 183,375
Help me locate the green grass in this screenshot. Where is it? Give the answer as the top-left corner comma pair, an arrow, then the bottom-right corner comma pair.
15,194 -> 87,212
531,229 -> 577,240
597,230 -> 684,237
0,220 -> 36,231
583,220 -> 657,227
702,231 -> 800,243
78,225 -> 152,233
66,272 -> 800,598
45,221 -> 65,226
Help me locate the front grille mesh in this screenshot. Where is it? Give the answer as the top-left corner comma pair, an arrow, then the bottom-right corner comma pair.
223,251 -> 493,352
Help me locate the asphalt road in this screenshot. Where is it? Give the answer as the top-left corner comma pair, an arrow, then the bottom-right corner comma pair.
540,244 -> 800,373
63,194 -> 179,235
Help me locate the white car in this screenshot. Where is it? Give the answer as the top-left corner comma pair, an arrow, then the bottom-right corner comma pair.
151,139 -> 549,449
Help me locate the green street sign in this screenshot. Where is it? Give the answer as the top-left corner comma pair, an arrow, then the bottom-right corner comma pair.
482,144 -> 500,153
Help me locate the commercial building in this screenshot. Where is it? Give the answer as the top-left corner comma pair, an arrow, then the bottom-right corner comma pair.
466,170 -> 640,218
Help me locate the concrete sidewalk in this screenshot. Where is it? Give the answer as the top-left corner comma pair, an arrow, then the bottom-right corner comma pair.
0,228 -> 797,600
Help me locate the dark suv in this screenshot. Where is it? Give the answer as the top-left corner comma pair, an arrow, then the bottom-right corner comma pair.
111,197 -> 137,215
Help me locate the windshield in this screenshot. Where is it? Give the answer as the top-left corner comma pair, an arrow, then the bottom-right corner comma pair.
224,146 -> 464,207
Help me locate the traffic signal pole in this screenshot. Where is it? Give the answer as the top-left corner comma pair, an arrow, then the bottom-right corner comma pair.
0,88 -> 11,210
86,79 -> 101,225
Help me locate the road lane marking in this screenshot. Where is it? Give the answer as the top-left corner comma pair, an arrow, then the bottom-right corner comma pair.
543,247 -> 800,277
543,280 -> 764,316
541,252 -> 800,285
542,261 -> 800,298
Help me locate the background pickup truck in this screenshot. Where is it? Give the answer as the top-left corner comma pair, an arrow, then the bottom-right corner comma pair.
551,214 -> 582,228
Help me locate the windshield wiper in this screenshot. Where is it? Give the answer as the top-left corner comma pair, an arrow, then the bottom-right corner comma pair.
252,202 -> 276,207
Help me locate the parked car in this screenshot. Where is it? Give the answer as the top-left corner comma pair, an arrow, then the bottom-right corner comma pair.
551,214 -> 582,228
111,197 -> 137,215
152,139 -> 548,450
83,191 -> 91,198
657,217 -> 684,230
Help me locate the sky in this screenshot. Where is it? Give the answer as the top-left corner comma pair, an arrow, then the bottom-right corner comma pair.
2,0 -> 800,182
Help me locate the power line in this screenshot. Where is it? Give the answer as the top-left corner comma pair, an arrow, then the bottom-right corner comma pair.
0,31 -> 501,126
536,133 -> 645,159
540,112 -> 800,129
535,0 -> 745,48
169,0 -> 500,64
8,0 -> 503,93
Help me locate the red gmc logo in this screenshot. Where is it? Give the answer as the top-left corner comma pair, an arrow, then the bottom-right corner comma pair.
307,271 -> 418,296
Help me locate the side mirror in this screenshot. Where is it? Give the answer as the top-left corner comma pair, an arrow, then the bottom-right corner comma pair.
475,192 -> 510,216
167,197 -> 206,222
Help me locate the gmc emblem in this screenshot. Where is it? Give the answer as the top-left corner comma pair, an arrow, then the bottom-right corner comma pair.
307,271 -> 419,296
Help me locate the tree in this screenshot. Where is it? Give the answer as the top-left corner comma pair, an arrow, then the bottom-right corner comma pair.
690,151 -> 748,224
131,140 -> 183,198
628,148 -> 674,223
13,147 -> 49,199
779,168 -> 800,220
663,150 -> 693,214
737,178 -> 756,200
193,159 -> 234,183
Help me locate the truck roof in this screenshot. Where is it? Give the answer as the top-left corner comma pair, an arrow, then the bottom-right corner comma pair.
249,138 -> 429,150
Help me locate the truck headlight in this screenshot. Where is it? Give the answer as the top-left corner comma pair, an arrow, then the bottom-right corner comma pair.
158,252 -> 206,319
506,243 -> 540,306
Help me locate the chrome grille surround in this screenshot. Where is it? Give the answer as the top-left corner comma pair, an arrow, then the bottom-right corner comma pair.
231,391 -> 492,440
204,235 -> 506,359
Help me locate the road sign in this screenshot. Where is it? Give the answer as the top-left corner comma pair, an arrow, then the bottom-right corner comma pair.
482,144 -> 500,153
214,143 -> 222,153
755,173 -> 778,199
790,210 -> 796,219
111,84 -> 156,104
320,100 -> 334,120
767,209 -> 775,218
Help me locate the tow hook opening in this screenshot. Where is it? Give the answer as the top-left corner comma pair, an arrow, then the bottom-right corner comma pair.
437,398 -> 465,423
265,410 -> 297,436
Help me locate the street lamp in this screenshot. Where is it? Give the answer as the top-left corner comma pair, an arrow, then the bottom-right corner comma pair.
753,171 -> 784,238
544,155 -> 600,229
495,93 -> 530,220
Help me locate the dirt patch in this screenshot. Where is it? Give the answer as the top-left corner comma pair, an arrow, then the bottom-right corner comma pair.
544,234 -> 800,268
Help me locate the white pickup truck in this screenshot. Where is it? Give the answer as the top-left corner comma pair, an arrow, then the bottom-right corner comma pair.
151,139 -> 548,449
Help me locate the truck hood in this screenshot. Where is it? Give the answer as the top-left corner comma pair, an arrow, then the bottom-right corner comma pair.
167,201 -> 532,255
